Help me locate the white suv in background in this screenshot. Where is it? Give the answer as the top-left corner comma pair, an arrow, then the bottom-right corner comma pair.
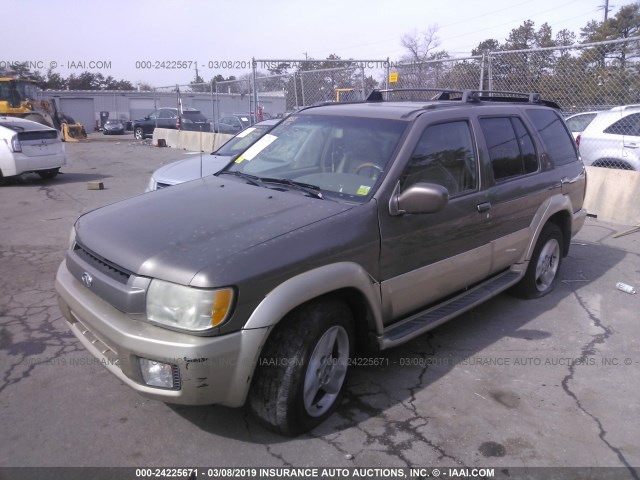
578,105 -> 640,170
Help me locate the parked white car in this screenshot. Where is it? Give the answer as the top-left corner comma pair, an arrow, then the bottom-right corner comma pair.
578,105 -> 640,170
0,116 -> 66,179
146,119 -> 279,191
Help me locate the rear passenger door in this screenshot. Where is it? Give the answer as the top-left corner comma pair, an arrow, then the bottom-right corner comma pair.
158,109 -> 177,129
378,119 -> 494,322
604,113 -> 640,167
477,113 -> 547,273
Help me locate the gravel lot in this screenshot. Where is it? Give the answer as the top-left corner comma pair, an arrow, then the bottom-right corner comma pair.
1,134 -> 639,477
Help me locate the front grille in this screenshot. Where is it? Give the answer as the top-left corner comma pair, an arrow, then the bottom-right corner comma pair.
73,243 -> 131,284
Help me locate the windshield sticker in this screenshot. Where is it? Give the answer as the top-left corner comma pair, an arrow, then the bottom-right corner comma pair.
241,134 -> 278,160
356,185 -> 371,196
240,117 -> 249,122
235,127 -> 256,138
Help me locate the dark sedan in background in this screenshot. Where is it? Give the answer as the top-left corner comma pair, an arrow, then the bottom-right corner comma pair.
133,108 -> 211,139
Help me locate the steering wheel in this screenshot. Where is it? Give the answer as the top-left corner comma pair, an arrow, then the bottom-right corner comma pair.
355,162 -> 384,178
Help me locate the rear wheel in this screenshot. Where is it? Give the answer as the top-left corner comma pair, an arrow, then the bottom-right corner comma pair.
37,168 -> 60,180
510,223 -> 563,299
249,298 -> 353,436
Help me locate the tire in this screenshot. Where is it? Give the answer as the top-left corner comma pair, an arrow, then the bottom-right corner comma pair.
510,223 -> 563,299
134,127 -> 144,140
37,168 -> 60,180
248,298 -> 353,436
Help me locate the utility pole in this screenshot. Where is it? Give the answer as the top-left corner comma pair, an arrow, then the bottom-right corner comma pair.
602,0 -> 613,21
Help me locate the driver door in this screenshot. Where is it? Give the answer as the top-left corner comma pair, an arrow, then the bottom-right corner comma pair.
378,119 -> 494,323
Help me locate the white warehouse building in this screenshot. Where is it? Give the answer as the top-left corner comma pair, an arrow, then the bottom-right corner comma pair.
39,89 -> 287,132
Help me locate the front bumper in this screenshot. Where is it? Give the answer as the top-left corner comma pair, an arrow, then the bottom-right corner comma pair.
55,261 -> 269,407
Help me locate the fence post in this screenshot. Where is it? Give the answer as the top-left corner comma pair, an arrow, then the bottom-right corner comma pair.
479,54 -> 485,91
252,58 -> 258,120
488,54 -> 493,92
301,71 -> 306,107
210,80 -> 215,124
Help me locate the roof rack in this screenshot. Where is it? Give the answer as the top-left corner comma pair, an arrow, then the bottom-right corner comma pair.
366,88 -> 465,102
366,88 -> 561,109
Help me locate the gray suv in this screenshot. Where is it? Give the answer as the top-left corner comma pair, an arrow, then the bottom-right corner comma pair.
55,89 -> 587,435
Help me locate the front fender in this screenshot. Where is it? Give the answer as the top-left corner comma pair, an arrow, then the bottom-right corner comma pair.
242,262 -> 383,333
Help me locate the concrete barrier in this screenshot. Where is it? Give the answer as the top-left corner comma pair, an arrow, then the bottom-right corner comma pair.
152,128 -> 233,153
583,166 -> 640,226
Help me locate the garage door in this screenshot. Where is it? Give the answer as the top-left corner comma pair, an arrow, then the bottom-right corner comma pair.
59,98 -> 95,132
130,99 -> 156,122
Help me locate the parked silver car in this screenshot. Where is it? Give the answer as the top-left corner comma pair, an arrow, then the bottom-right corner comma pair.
578,105 -> 640,170
145,119 -> 279,191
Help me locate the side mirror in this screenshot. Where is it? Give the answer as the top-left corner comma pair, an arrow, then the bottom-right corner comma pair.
389,182 -> 449,216
144,116 -> 150,120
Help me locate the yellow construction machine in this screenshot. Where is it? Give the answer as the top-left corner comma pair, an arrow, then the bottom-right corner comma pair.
0,77 -> 87,141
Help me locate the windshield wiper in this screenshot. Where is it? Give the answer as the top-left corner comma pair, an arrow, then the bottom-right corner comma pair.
259,177 -> 325,199
218,170 -> 265,187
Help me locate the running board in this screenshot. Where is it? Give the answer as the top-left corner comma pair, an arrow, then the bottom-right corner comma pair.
380,271 -> 521,349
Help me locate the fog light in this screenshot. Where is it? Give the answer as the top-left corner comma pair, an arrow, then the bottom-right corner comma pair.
139,358 -> 179,389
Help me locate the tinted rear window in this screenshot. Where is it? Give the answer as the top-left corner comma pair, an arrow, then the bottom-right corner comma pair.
182,111 -> 208,122
526,109 -> 578,166
604,113 -> 640,136
18,130 -> 58,141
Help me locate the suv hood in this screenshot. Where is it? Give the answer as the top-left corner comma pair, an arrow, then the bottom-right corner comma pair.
75,175 -> 354,286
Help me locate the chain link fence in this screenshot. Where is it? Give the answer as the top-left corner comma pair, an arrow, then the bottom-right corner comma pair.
388,38 -> 640,170
485,37 -> 640,170
252,59 -> 389,111
393,56 -> 485,92
149,40 -> 639,169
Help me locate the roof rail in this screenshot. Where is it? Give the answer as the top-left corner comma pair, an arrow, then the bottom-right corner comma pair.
366,88 -> 560,109
366,88 -> 465,102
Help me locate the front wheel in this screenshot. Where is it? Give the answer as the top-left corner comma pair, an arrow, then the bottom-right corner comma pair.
510,223 -> 563,299
133,127 -> 144,140
248,299 -> 353,436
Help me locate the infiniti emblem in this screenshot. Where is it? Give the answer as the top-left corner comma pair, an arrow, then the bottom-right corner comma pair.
81,272 -> 93,288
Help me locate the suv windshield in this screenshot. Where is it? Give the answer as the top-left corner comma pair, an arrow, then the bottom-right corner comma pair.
216,124 -> 272,156
223,113 -> 407,201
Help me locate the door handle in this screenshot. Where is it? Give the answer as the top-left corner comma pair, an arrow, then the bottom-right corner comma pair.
477,202 -> 492,213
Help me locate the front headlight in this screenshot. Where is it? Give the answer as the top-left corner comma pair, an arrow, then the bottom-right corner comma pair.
146,279 -> 233,332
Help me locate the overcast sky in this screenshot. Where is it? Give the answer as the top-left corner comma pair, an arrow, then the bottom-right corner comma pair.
2,0 -> 636,87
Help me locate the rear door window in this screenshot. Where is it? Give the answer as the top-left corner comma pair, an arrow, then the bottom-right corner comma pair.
604,113 -> 640,136
480,117 -> 538,181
